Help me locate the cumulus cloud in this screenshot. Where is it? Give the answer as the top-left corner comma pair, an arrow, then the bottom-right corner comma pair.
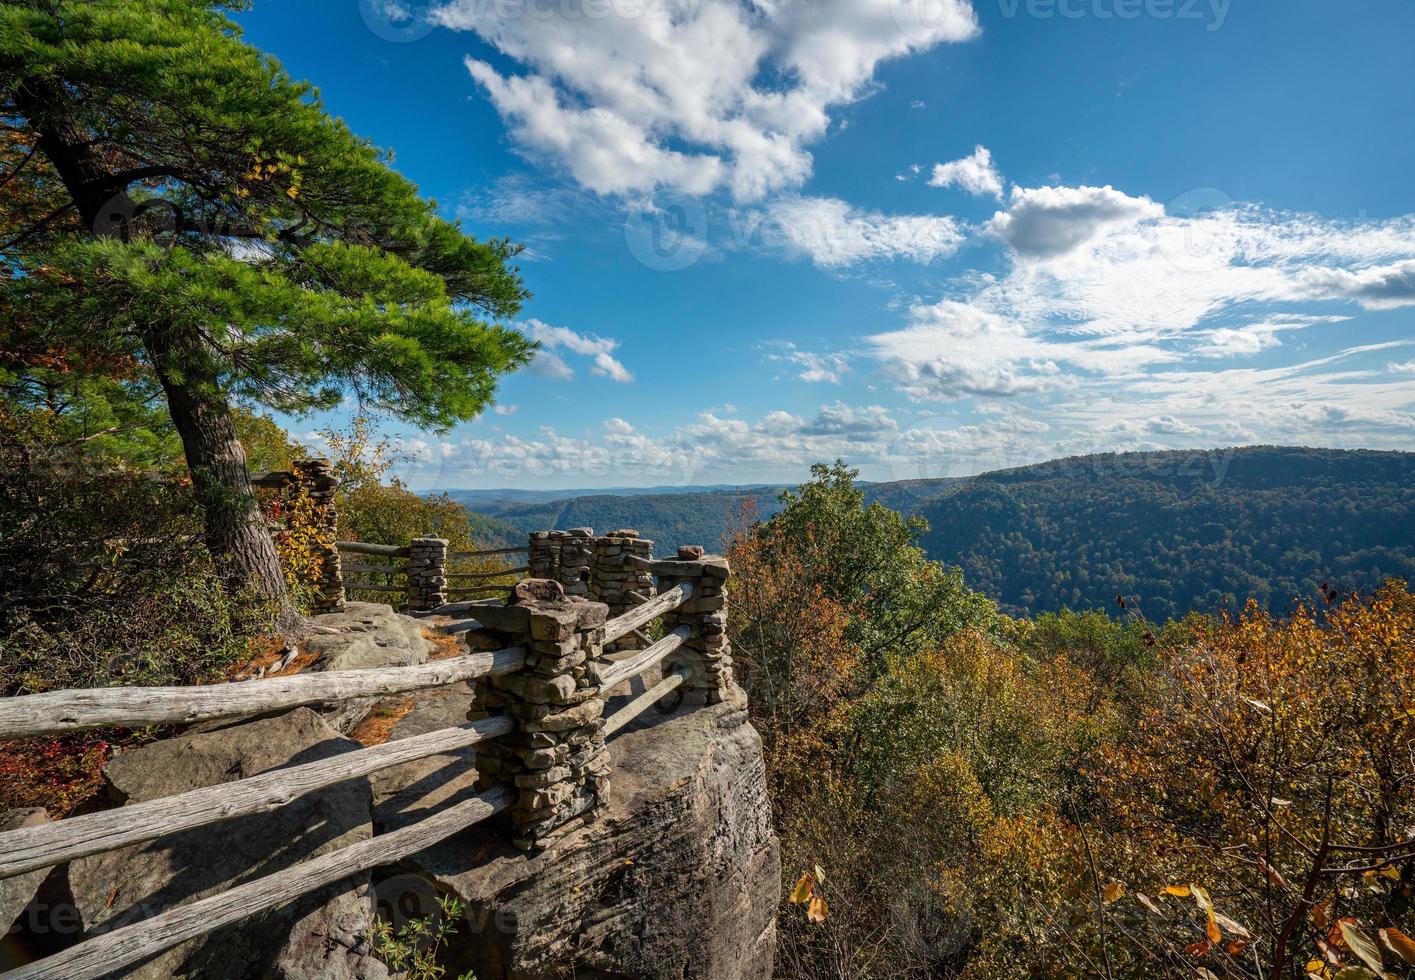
765,344 -> 852,383
493,404 -> 520,416
988,184 -> 1163,258
928,145 -> 1004,199
434,0 -> 979,202
1300,258 -> 1415,309
763,195 -> 965,267
521,319 -> 634,383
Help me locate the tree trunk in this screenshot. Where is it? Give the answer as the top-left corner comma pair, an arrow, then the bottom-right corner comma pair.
142,323 -> 300,633
13,76 -> 301,633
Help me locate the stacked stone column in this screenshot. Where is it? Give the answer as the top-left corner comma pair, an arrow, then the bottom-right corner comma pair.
472,592 -> 612,850
291,459 -> 344,613
527,531 -> 559,580
404,537 -> 448,612
657,546 -> 733,705
590,530 -> 656,652
537,528 -> 593,597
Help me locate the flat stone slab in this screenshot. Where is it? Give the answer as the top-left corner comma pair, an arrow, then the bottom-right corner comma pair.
370,682 -> 481,834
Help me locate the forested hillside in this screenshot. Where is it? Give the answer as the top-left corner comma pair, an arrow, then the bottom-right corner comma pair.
456,446 -> 1415,620
919,446 -> 1414,620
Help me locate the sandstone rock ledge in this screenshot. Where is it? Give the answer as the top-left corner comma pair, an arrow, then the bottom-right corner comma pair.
405,687 -> 780,980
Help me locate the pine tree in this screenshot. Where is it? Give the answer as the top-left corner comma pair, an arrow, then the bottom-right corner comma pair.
1,0 -> 534,628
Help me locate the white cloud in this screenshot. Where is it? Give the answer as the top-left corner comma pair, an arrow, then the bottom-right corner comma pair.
861,186 -> 1415,454
435,0 -> 979,202
1300,258 -> 1415,309
1194,316 -> 1344,358
493,404 -> 520,416
763,195 -> 965,267
987,184 -> 1164,258
520,318 -> 635,383
769,346 -> 854,384
527,349 -> 575,381
928,145 -> 1004,200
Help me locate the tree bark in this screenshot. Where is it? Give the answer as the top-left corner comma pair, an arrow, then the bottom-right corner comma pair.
12,76 -> 300,631
142,323 -> 300,632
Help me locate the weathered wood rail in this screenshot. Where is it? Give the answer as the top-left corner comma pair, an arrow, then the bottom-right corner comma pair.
336,539 -> 530,611
0,534 -> 735,980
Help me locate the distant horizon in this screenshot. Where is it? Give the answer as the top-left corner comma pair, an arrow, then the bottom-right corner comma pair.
415,443 -> 1414,496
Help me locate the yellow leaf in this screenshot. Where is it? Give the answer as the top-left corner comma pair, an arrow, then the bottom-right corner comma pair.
813,864 -> 827,885
789,873 -> 813,905
1216,913 -> 1253,941
1338,921 -> 1388,978
806,894 -> 828,924
1161,885 -> 1192,898
1377,865 -> 1401,881
1102,882 -> 1125,904
1379,927 -> 1415,965
286,185 -> 299,200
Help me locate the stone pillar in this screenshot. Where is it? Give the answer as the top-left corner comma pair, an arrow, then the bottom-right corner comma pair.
292,458 -> 344,613
591,530 -> 656,652
472,588 -> 612,851
657,546 -> 733,705
527,531 -> 558,580
555,528 -> 594,597
404,537 -> 448,612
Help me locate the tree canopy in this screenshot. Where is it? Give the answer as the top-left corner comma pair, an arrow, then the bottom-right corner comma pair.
1,0 -> 534,615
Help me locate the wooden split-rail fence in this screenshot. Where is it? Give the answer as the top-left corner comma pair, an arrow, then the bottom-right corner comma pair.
0,537 -> 736,980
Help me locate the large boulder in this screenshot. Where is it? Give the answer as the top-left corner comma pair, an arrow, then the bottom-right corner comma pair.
405,688 -> 779,980
306,602 -> 435,672
0,808 -> 50,935
65,708 -> 387,979
305,602 -> 437,731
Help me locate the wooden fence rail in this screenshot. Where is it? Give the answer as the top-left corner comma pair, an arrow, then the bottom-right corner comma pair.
603,667 -> 690,738
602,581 -> 692,645
0,532 -> 729,980
0,716 -> 514,880
5,787 -> 515,980
0,647 -> 526,739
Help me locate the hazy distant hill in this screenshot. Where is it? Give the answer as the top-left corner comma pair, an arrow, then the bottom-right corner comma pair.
450,446 -> 1415,620
450,488 -> 788,552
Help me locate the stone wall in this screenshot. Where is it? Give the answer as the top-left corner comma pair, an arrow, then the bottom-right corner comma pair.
590,529 -> 656,651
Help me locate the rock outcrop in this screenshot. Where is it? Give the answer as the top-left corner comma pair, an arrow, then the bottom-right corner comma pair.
304,601 -> 437,731
402,688 -> 779,980
369,681 -> 481,833
0,808 -> 49,936
64,709 -> 386,979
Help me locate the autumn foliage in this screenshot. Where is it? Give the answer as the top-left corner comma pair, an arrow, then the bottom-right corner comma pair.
729,463 -> 1415,979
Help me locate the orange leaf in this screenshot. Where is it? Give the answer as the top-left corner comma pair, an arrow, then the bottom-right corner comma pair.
807,894 -> 828,924
1102,882 -> 1125,904
1380,927 -> 1415,965
1161,885 -> 1192,898
789,873 -> 813,905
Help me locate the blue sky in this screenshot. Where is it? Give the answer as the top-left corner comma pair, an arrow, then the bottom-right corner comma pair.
238,0 -> 1415,490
